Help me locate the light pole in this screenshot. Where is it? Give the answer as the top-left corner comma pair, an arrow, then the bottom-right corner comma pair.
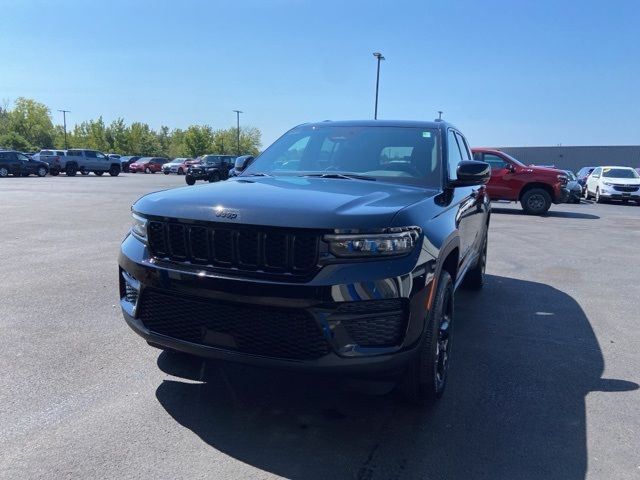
372,52 -> 385,119
233,110 -> 242,155
58,109 -> 70,148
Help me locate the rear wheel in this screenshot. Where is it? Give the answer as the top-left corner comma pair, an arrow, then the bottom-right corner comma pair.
145,167 -> 151,174
462,232 -> 487,290
66,164 -> 77,176
400,270 -> 454,406
185,175 -> 196,186
50,169 -> 60,176
209,171 -> 220,183
80,169 -> 90,176
37,167 -> 48,177
521,188 -> 551,215
109,165 -> 121,177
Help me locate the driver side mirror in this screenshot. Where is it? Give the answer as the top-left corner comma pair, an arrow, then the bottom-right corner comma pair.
234,155 -> 254,172
504,163 -> 515,172
450,161 -> 491,187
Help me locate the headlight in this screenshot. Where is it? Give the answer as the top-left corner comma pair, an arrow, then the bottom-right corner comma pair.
324,227 -> 421,258
131,212 -> 148,241
602,181 -> 613,186
557,174 -> 568,185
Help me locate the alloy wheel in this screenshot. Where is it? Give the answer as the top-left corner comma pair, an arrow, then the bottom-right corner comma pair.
0,167 -> 8,177
527,194 -> 545,211
434,292 -> 453,390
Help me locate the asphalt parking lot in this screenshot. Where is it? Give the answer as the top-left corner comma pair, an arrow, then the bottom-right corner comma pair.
1,174 -> 639,480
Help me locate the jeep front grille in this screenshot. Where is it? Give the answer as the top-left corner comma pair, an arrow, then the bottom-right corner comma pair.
147,220 -> 319,278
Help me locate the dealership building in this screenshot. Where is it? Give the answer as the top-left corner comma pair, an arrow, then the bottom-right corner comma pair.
497,146 -> 640,172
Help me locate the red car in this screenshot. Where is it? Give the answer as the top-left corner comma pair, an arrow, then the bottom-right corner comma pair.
128,157 -> 168,174
471,148 -> 570,215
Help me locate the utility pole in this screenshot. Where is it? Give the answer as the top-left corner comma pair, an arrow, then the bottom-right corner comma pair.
372,52 -> 385,119
58,110 -> 70,148
233,110 -> 242,155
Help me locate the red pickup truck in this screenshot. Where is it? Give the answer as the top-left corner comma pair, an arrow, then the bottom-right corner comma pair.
472,148 -> 569,215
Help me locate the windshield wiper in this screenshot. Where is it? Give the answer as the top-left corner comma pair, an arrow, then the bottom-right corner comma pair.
242,172 -> 272,177
301,173 -> 376,181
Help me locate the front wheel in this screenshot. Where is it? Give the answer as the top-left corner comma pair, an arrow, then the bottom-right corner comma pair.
50,169 -> 60,176
208,171 -> 220,183
109,165 -> 121,177
521,188 -> 551,215
400,269 -> 454,406
145,167 -> 151,174
163,171 -> 170,175
94,171 -> 104,176
595,188 -> 604,203
66,165 -> 77,176
37,167 -> 48,177
185,175 -> 196,186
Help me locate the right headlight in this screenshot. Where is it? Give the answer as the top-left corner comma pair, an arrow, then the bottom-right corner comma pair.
131,212 -> 148,242
324,227 -> 421,258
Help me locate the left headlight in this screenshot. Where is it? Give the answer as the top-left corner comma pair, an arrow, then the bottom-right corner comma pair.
131,212 -> 148,242
324,227 -> 421,258
602,181 -> 613,186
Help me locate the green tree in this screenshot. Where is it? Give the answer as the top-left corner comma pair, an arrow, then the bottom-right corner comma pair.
213,126 -> 261,156
105,118 -> 129,153
168,128 -> 188,158
128,122 -> 161,156
0,132 -> 31,151
184,125 -> 214,157
7,97 -> 55,149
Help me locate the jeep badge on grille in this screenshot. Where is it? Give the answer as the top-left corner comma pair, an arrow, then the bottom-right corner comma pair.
215,207 -> 239,220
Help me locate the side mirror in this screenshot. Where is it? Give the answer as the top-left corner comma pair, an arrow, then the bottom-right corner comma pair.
450,161 -> 491,187
234,155 -> 254,172
504,163 -> 515,172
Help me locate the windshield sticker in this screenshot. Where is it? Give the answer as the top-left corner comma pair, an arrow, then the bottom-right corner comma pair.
422,131 -> 432,138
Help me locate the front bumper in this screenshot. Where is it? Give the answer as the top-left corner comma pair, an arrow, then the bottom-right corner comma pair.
118,233 -> 435,375
555,186 -> 571,204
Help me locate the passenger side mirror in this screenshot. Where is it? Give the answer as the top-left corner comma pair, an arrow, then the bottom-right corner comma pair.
234,155 -> 254,172
450,161 -> 491,187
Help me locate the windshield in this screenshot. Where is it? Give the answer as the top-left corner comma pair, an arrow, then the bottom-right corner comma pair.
135,158 -> 151,164
499,152 -> 526,167
602,167 -> 639,179
565,171 -> 576,181
242,125 -> 441,187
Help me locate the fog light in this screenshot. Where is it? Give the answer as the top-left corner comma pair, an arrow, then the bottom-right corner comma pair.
121,271 -> 140,307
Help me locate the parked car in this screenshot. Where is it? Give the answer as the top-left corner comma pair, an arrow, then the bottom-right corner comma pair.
564,170 -> 582,203
58,149 -> 121,176
119,156 -> 141,173
471,148 -> 569,215
128,157 -> 168,174
0,149 -> 49,177
576,166 -> 596,193
185,154 -> 236,185
119,119 -> 491,405
31,149 -> 67,175
162,158 -> 192,175
584,166 -> 640,204
107,153 -> 121,161
228,155 -> 254,177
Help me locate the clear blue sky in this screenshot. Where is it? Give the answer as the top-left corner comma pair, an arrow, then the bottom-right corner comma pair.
2,0 -> 639,148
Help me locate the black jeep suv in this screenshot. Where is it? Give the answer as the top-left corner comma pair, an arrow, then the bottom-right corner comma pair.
119,120 -> 491,404
185,154 -> 236,185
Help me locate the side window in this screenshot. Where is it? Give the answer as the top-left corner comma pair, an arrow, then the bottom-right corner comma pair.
591,168 -> 601,178
17,153 -> 30,161
447,130 -> 463,180
85,150 -> 97,158
67,150 -> 79,156
96,152 -> 106,159
483,154 -> 509,170
454,133 -> 471,160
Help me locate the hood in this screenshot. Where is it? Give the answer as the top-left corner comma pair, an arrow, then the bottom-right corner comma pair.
601,177 -> 640,185
133,176 -> 435,229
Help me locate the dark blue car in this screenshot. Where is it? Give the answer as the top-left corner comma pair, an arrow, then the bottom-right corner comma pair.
118,120 -> 491,405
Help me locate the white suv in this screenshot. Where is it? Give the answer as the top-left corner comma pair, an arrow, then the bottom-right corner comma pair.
585,166 -> 640,204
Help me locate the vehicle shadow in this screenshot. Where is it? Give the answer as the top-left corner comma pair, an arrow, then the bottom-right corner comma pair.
492,207 -> 600,220
154,275 -> 637,479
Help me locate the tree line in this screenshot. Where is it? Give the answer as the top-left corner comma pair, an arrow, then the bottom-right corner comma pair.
0,97 -> 261,158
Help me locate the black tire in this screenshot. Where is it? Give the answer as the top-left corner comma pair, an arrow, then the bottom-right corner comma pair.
178,168 -> 184,175
36,167 -> 48,177
66,164 -> 77,176
595,188 -> 604,204
185,175 -> 196,186
584,187 -> 590,200
400,270 -> 454,406
94,171 -> 104,176
0,167 -> 9,178
50,169 -> 60,176
163,171 -> 170,175
80,169 -> 90,176
109,165 -> 121,177
521,188 -> 551,215
145,167 -> 151,174
462,232 -> 487,290
208,171 -> 220,183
